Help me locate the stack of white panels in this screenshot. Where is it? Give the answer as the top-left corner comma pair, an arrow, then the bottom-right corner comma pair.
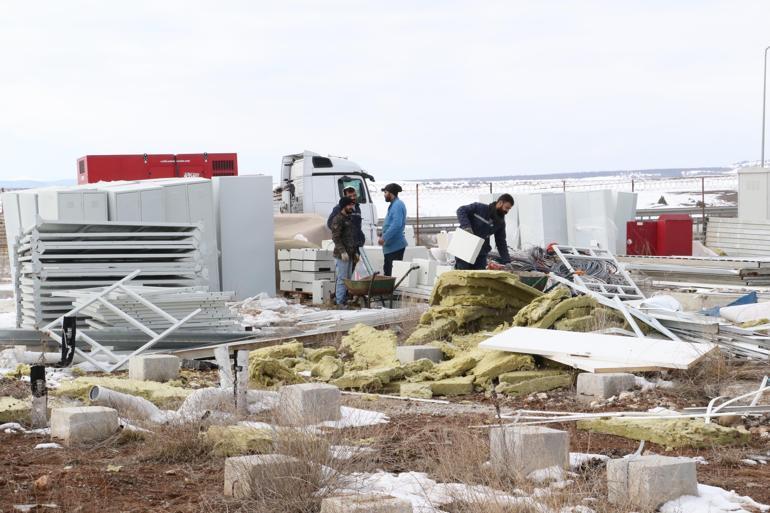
516,192 -> 569,248
53,285 -> 241,332
565,190 -> 637,255
14,219 -> 206,328
278,248 -> 335,293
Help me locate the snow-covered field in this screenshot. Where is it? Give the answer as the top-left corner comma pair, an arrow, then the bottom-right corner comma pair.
371,173 -> 737,218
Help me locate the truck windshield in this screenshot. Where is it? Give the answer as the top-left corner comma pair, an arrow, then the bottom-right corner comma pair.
338,177 -> 367,204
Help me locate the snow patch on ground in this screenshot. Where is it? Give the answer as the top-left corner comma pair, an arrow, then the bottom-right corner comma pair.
660,484 -> 770,513
569,453 -> 610,469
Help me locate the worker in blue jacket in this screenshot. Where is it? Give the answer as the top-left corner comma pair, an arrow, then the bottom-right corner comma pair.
327,186 -> 365,247
455,193 -> 514,270
378,183 -> 407,276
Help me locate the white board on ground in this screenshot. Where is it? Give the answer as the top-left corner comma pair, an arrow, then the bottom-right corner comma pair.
447,229 -> 484,264
478,327 -> 716,370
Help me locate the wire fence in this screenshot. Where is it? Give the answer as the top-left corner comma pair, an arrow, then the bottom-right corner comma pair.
368,174 -> 738,221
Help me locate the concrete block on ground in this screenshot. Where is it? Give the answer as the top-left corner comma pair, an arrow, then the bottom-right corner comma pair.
50,406 -> 119,445
490,425 -> 569,476
277,383 -> 341,425
320,494 -> 413,513
607,455 -> 697,510
312,280 -> 334,305
224,454 -> 305,498
396,345 -> 442,364
576,372 -> 635,402
128,354 -> 180,382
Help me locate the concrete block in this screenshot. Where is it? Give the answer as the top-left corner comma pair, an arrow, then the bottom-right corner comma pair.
291,260 -> 304,271
412,258 -> 438,286
302,248 -> 334,261
128,354 -> 180,382
396,345 -> 442,364
290,248 -> 304,260
312,280 -> 334,305
224,454 -> 305,498
50,406 -> 119,445
320,494 -> 413,513
292,270 -> 335,282
278,260 -> 292,271
392,261 -> 418,288
607,455 -> 697,510
278,249 -> 292,260
490,425 -> 569,476
303,260 -> 334,272
576,372 -> 635,402
279,278 -> 294,291
277,383 -> 341,425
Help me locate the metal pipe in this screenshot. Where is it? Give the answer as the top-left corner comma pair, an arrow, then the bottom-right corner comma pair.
415,183 -> 420,246
760,46 -> 770,167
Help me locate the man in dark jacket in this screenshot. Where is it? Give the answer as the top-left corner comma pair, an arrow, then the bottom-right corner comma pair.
327,186 -> 366,247
331,197 -> 359,305
455,193 -> 514,270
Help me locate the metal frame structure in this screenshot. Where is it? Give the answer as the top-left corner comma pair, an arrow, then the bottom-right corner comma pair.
40,270 -> 201,372
552,244 -> 645,300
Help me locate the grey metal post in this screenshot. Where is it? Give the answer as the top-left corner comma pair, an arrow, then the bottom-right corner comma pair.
760,46 -> 770,167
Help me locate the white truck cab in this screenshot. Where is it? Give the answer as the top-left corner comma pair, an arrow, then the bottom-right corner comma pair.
277,150 -> 379,244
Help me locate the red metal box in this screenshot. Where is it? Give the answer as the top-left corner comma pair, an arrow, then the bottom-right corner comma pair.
626,220 -> 658,255
77,153 -> 238,184
656,214 -> 693,256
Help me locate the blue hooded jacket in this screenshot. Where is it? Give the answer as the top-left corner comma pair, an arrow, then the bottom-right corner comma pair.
381,197 -> 407,254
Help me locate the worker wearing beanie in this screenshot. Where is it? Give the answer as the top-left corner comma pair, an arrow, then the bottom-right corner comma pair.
331,196 -> 359,305
378,183 -> 407,276
455,193 -> 514,269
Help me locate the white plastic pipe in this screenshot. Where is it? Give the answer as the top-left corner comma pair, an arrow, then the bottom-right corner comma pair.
89,385 -> 170,423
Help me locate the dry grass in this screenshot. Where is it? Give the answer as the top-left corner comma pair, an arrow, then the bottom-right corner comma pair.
139,421 -> 216,464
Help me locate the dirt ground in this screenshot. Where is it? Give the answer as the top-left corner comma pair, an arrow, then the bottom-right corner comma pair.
2,386 -> 769,513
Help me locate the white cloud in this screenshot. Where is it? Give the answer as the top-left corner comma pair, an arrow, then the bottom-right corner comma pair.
0,0 -> 768,181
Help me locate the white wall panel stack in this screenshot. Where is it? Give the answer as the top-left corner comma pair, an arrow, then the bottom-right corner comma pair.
14,219 -> 206,328
516,192 -> 568,248
565,191 -> 637,255
213,175 -> 276,299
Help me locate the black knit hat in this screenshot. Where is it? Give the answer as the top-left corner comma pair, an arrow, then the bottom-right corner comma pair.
381,183 -> 402,195
339,196 -> 355,208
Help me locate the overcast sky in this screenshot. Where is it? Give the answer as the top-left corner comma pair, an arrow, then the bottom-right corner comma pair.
1,1 -> 769,182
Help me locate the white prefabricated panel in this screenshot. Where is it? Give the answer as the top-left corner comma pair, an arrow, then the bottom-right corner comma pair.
37,190 -> 84,222
1,192 -> 21,277
82,191 -> 109,222
17,190 -> 39,231
565,190 -> 637,255
738,167 -> 770,220
158,182 -> 191,223
516,192 -> 568,248
213,175 -> 275,299
106,188 -> 142,222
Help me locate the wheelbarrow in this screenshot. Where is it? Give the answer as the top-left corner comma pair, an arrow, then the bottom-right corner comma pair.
344,265 -> 420,308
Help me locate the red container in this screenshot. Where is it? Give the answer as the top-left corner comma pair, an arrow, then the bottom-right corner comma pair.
626,220 -> 658,255
77,153 -> 238,184
656,214 -> 693,256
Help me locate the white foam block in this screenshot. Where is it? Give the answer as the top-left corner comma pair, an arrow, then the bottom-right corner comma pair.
447,229 -> 484,263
